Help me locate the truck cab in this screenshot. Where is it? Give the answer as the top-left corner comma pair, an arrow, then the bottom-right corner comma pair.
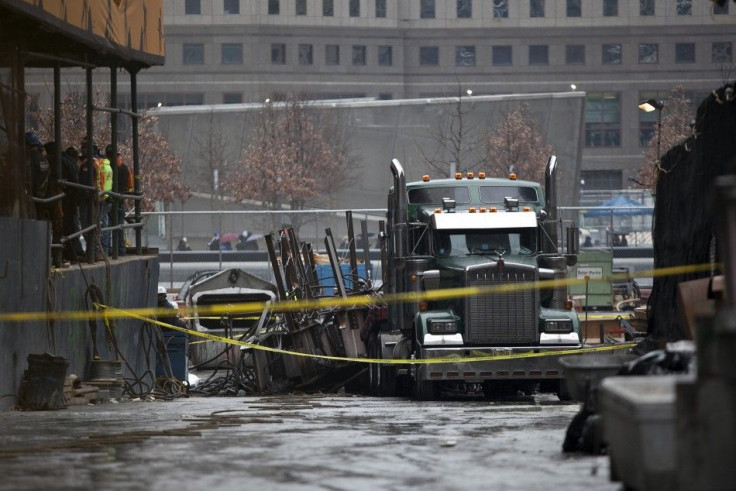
376,159 -> 581,399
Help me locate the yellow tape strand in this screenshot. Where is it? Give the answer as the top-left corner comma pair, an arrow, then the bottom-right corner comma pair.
0,261 -> 719,324
102,304 -> 637,365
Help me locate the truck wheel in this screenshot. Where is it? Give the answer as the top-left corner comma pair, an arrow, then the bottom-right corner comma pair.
414,380 -> 438,401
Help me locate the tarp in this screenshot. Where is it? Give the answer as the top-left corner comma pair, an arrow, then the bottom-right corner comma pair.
584,195 -> 653,217
0,0 -> 164,66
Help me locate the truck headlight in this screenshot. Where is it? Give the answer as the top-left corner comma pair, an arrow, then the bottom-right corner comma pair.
428,320 -> 458,334
544,319 -> 573,333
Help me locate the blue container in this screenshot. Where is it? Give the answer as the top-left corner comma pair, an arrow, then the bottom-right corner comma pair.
316,263 -> 367,295
156,331 -> 189,382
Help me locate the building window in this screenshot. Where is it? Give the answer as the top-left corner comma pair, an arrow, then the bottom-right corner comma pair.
271,43 -> 286,64
183,43 -> 204,65
323,0 -> 334,16
421,0 -> 436,18
530,0 -> 545,17
714,2 -> 729,14
676,0 -> 691,15
602,44 -> 622,65
529,45 -> 548,65
350,0 -> 360,17
566,0 -> 581,17
222,44 -> 243,65
457,0 -> 472,18
603,0 -> 618,16
639,0 -> 654,15
224,0 -> 239,14
581,170 -> 623,191
183,93 -> 204,105
585,92 -> 621,148
675,43 -> 695,63
492,45 -> 512,66
378,45 -> 392,66
223,93 -> 242,104
352,45 -> 366,65
420,46 -> 439,66
326,44 -> 339,65
296,0 -> 307,15
713,42 -> 733,64
376,0 -> 387,17
298,44 -> 313,65
160,93 -> 204,106
638,43 -> 658,64
566,45 -> 585,65
269,0 -> 279,15
185,0 -> 201,14
493,0 -> 508,18
456,46 -> 476,66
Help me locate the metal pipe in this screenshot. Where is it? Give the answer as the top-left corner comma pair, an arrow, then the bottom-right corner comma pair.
544,155 -> 558,220
52,63 -> 61,268
93,105 -> 139,118
130,69 -> 142,255
111,66 -> 119,259
390,158 -> 407,259
544,155 -> 559,254
85,66 -> 95,263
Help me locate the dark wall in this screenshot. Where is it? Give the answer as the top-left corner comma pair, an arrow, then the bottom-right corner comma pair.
0,217 -> 161,410
648,85 -> 736,342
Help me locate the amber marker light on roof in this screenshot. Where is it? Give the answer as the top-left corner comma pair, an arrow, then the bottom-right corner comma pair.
466,172 -> 474,179
490,207 -> 497,212
469,207 -> 476,213
523,206 -> 531,212
434,208 -> 442,213
422,175 -> 430,182
509,173 -> 517,180
480,207 -> 487,213
479,172 -> 486,179
455,173 -> 462,179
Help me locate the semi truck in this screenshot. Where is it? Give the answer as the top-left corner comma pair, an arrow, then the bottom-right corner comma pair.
369,157 -> 582,399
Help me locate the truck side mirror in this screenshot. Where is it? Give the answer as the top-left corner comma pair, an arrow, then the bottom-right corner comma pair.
566,226 -> 579,265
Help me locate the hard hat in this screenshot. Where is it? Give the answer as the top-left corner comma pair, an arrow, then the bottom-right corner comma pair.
157,285 -> 167,295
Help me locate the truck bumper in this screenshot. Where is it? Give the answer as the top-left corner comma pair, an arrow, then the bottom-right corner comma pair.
417,345 -> 581,382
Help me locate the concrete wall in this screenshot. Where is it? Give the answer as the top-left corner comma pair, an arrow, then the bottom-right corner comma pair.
0,217 -> 161,411
151,92 -> 585,212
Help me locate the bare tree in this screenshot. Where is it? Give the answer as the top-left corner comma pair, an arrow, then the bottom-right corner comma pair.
223,96 -> 351,231
637,85 -> 696,189
483,102 -> 553,183
135,113 -> 190,211
193,111 -> 228,223
419,84 -> 483,176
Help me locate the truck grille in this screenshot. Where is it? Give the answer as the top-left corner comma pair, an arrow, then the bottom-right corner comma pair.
464,264 -> 539,344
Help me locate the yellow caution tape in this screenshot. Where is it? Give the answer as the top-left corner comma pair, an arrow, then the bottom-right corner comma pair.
103,304 -> 636,365
0,261 -> 718,324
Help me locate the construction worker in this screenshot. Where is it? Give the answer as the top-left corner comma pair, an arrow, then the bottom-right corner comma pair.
98,146 -> 113,255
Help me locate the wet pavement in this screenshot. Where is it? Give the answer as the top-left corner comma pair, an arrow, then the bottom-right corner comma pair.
0,394 -> 617,490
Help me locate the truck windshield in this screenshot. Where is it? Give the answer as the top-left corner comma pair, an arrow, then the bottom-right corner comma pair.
479,186 -> 539,204
408,186 -> 471,204
434,228 -> 537,257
